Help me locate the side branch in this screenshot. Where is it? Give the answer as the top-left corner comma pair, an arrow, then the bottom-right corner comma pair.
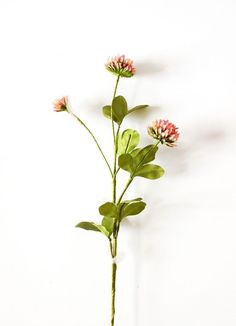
68,109 -> 113,176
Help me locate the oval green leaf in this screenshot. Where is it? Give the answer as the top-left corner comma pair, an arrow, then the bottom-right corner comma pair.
118,153 -> 134,173
111,96 -> 128,124
135,164 -> 165,179
122,197 -> 143,204
99,202 -> 117,217
127,104 -> 149,115
75,221 -> 109,237
121,201 -> 146,218
102,217 -> 115,235
133,144 -> 158,167
118,129 -> 140,155
102,105 -> 120,123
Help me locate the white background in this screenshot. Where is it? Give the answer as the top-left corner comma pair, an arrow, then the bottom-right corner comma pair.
0,0 -> 236,325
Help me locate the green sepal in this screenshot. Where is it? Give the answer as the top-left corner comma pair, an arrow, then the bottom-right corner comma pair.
118,129 -> 140,155
75,221 -> 109,237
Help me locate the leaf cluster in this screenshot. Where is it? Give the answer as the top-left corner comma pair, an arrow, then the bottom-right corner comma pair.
103,95 -> 148,125
76,95 -> 164,238
76,198 -> 146,238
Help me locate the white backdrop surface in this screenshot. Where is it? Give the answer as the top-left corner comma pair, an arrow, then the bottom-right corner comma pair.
0,0 -> 236,325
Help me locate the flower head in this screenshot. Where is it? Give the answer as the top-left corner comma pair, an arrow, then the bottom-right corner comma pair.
53,96 -> 68,112
148,119 -> 179,146
105,55 -> 136,78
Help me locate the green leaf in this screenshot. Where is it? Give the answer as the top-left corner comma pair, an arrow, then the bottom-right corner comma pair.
119,145 -> 159,177
135,164 -> 165,179
133,145 -> 158,167
130,148 -> 142,157
127,105 -> 149,115
118,153 -> 134,173
102,217 -> 115,235
111,96 -> 128,124
122,197 -> 143,204
102,105 -> 111,119
121,201 -> 146,218
75,222 -> 109,237
118,129 -> 140,155
102,105 -> 120,123
99,202 -> 117,217
118,198 -> 143,220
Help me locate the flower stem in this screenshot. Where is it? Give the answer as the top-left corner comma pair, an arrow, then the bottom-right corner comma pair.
110,74 -> 121,326
112,125 -> 120,203
110,234 -> 119,326
111,261 -> 117,326
68,109 -> 113,176
117,177 -> 133,204
113,75 -> 120,100
111,75 -> 120,144
110,143 -> 162,326
111,75 -> 120,203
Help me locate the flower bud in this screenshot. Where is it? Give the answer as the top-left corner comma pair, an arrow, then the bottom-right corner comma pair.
53,96 -> 68,112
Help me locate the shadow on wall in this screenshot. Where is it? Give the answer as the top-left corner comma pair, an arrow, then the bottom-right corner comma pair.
122,121 -> 227,326
131,120 -> 227,231
135,61 -> 167,76
75,58 -> 168,120
79,97 -> 161,124
156,123 -> 226,177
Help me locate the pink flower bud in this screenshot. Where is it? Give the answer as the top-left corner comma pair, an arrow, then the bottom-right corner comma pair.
53,96 -> 68,112
148,119 -> 179,146
105,55 -> 136,78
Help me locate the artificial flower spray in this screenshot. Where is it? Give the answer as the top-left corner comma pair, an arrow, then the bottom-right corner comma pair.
53,55 -> 179,326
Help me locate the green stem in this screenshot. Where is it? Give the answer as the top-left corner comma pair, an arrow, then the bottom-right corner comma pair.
113,75 -> 120,100
110,233 -> 119,326
117,177 -> 133,204
111,135 -> 161,326
68,109 -> 113,176
111,75 -> 120,144
110,74 -> 121,326
111,261 -> 117,326
111,75 -> 121,203
112,125 -> 120,203
109,239 -> 113,257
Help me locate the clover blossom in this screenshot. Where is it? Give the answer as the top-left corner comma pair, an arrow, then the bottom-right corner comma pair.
148,119 -> 179,146
105,55 -> 136,78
